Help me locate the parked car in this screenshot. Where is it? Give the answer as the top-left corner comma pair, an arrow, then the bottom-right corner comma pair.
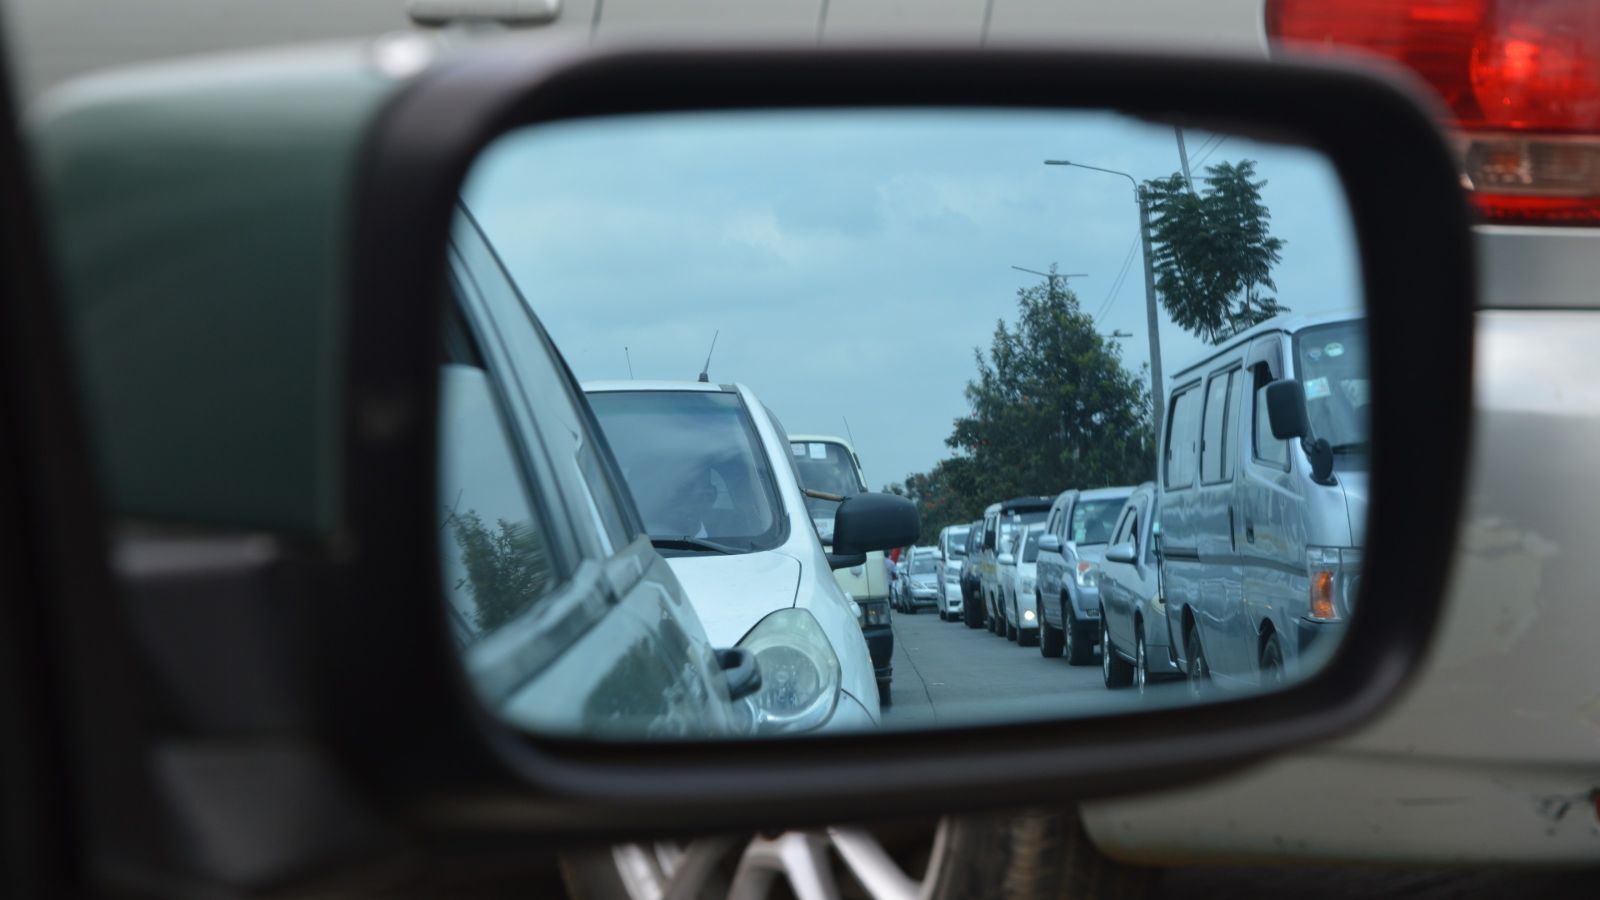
958,521 -> 985,628
997,522 -> 1045,645
582,379 -> 887,717
935,523 -> 970,621
1157,314 -> 1366,691
441,207 -> 850,738
976,497 -> 1055,636
895,546 -> 940,614
1036,486 -> 1134,664
1095,482 -> 1182,692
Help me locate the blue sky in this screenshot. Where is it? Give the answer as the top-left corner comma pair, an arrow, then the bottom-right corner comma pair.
464,109 -> 1361,489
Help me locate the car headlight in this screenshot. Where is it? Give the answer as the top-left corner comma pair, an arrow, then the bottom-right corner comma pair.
735,608 -> 842,735
1074,562 -> 1098,588
861,599 -> 891,626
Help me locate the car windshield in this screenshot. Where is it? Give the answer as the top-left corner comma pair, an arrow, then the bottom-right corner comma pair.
1295,319 -> 1371,453
1021,528 -> 1043,563
946,528 -> 970,558
910,555 -> 936,575
1069,499 -> 1124,545
790,441 -> 866,536
587,390 -> 784,552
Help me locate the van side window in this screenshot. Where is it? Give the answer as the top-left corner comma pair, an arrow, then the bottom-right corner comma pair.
1164,384 -> 1201,489
1222,368 -> 1243,481
1252,365 -> 1290,468
1200,369 -> 1235,484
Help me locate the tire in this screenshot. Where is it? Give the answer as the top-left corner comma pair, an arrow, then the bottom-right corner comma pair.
878,677 -> 893,706
1133,624 -> 1148,695
964,593 -> 984,629
563,811 -> 1155,900
1185,624 -> 1209,699
1006,620 -> 1018,642
1064,600 -> 1095,666
1260,632 -> 1286,688
1101,613 -> 1133,688
1039,595 -> 1065,658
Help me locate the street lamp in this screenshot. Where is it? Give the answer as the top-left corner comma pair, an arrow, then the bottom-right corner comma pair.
1010,265 -> 1087,297
1043,160 -> 1165,431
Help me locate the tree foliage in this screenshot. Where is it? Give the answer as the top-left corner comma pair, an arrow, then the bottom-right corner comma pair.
889,270 -> 1156,541
448,509 -> 552,633
1144,159 -> 1287,344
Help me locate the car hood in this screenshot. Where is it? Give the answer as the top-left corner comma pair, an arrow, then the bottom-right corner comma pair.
665,551 -> 802,647
1075,543 -> 1109,566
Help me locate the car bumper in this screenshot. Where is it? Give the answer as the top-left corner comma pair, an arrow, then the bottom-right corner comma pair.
1070,584 -> 1102,618
941,583 -> 963,613
863,624 -> 893,679
909,590 -> 939,609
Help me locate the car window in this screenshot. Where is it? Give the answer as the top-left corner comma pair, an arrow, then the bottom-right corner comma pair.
588,390 -> 785,552
1164,384 -> 1201,490
1069,499 -> 1123,545
438,362 -> 564,646
1200,369 -> 1233,484
1252,364 -> 1290,468
451,210 -> 634,554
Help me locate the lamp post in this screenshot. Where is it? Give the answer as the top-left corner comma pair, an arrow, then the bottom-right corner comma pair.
1043,159 -> 1165,433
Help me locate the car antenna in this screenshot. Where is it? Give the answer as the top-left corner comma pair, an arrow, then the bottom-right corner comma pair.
625,346 -> 635,379
697,330 -> 719,383
842,416 -> 857,447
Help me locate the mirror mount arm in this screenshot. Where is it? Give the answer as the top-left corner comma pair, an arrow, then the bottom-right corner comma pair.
715,648 -> 762,702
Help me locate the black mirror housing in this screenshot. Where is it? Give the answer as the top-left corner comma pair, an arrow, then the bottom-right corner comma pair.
1265,378 -> 1311,440
832,492 -> 920,557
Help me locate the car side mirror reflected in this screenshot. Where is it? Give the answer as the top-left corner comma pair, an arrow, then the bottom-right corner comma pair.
831,492 -> 920,557
1104,542 -> 1137,565
997,552 -> 1015,566
1265,378 -> 1310,439
1038,533 -> 1061,553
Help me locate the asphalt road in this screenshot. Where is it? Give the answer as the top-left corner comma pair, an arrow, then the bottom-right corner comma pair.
880,605 -> 1110,727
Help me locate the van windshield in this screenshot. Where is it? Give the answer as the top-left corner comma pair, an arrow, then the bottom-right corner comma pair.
1295,320 -> 1371,455
946,527 -> 970,558
789,440 -> 866,542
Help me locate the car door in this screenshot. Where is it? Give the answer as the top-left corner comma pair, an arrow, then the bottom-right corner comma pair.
445,207 -> 738,738
1099,503 -> 1138,652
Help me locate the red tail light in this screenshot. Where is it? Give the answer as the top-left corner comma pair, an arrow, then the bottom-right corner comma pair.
1266,0 -> 1600,225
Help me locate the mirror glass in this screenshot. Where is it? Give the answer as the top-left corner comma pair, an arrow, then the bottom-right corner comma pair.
441,108 -> 1366,740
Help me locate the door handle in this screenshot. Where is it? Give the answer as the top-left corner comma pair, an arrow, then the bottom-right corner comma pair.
1245,517 -> 1256,543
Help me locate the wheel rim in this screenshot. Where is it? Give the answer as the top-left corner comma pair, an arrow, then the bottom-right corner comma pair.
1262,638 -> 1285,687
1134,632 -> 1146,694
1100,618 -> 1112,680
610,820 -> 950,900
1186,632 -> 1205,698
1064,607 -> 1074,651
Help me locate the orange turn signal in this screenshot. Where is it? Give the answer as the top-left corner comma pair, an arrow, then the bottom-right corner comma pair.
1310,570 -> 1337,620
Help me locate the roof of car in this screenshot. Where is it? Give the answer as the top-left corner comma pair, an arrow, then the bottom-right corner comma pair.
1168,311 -> 1363,380
1076,485 -> 1137,501
999,496 -> 1055,511
788,433 -> 853,449
583,379 -> 734,393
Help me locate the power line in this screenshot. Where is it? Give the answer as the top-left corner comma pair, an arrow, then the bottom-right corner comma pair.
1193,135 -> 1229,169
1094,232 -> 1141,323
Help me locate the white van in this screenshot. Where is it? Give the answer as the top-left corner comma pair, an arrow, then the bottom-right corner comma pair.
1157,314 -> 1367,690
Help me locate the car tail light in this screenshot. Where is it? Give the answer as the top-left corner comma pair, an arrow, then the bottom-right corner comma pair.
1266,0 -> 1600,225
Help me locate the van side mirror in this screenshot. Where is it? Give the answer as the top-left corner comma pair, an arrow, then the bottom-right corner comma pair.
1265,378 -> 1310,439
832,492 -> 920,556
1038,533 -> 1061,553
1104,542 -> 1136,564
997,552 -> 1015,566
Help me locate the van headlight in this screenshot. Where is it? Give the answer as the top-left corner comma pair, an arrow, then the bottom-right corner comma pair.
735,608 -> 842,735
1306,546 -> 1360,622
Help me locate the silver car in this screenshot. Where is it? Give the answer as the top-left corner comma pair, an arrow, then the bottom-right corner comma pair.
1036,486 -> 1134,664
1096,482 -> 1182,692
934,524 -> 970,620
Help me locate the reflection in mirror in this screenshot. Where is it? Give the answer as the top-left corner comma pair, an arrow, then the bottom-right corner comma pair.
440,108 -> 1366,740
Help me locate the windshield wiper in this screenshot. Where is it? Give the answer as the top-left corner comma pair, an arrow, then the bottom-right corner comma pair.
651,536 -> 743,554
1329,441 -> 1371,454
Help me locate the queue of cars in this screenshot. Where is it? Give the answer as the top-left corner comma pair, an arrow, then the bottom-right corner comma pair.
920,313 -> 1368,702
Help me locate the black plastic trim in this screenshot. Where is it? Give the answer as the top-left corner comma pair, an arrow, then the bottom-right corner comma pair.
340,40 -> 1475,843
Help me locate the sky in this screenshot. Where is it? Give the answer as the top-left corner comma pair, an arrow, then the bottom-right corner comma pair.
463,109 -> 1361,490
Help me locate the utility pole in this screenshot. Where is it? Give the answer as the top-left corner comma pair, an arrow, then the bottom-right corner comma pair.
1174,126 -> 1197,196
1044,160 -> 1166,451
1011,265 -> 1086,299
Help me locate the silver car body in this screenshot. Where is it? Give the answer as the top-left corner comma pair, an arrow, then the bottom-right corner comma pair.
1158,313 -> 1365,689
584,380 -> 881,731
1096,483 -> 1182,684
935,524 -> 971,616
787,433 -> 891,607
901,546 -> 941,612
1037,486 -> 1136,642
999,522 -> 1045,640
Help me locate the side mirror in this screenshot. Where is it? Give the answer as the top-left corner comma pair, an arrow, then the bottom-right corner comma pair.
1104,542 -> 1137,565
1038,533 -> 1062,553
832,492 -> 920,557
1265,378 -> 1311,440
997,552 -> 1015,566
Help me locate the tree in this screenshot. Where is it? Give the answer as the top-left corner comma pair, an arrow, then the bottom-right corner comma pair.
1145,159 -> 1287,344
945,270 -> 1155,502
